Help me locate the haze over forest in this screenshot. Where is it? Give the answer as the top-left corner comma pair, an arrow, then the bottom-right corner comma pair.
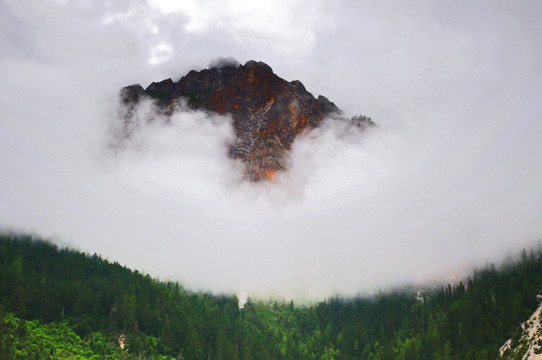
1,0 -> 542,299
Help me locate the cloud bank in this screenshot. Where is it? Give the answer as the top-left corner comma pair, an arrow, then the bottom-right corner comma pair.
1,0 -> 542,299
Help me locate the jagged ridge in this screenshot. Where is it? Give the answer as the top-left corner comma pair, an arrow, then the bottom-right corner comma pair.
119,60 -> 374,181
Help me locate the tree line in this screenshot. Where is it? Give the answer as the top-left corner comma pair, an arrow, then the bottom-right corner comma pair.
1,234 -> 541,359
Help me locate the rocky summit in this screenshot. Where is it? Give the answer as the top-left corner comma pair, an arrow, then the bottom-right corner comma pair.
119,60 -> 374,181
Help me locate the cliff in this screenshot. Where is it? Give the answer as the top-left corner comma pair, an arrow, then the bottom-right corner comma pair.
118,60 -> 374,181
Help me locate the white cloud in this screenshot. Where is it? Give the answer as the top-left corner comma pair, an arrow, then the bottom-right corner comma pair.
1,0 -> 542,299
148,41 -> 173,64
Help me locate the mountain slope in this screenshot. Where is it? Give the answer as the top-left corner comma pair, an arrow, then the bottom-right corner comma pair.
2,234 -> 542,359
118,60 -> 374,181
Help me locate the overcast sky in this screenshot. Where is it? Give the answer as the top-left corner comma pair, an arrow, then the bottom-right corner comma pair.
1,0 -> 542,300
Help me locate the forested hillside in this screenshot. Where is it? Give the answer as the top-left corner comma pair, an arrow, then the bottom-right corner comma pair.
1,234 -> 541,359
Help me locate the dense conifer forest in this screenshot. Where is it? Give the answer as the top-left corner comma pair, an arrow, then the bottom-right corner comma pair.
1,234 -> 541,359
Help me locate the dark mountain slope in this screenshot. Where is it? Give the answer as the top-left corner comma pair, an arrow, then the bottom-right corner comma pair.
1,234 -> 542,359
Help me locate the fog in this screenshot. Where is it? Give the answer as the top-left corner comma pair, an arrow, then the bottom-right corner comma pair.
1,0 -> 542,300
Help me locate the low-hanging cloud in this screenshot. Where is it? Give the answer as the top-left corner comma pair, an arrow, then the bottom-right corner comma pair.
1,0 -> 542,300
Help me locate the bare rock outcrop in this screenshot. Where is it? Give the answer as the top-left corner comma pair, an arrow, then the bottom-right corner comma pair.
118,60 -> 374,181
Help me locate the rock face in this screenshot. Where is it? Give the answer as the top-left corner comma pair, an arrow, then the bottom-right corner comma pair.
498,299 -> 542,360
119,60 -> 374,181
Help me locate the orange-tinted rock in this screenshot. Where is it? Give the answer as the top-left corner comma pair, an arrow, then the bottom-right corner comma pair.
119,60 -> 374,181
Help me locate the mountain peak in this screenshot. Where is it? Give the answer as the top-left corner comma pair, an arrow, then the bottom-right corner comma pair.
243,60 -> 273,73
118,59 -> 374,181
